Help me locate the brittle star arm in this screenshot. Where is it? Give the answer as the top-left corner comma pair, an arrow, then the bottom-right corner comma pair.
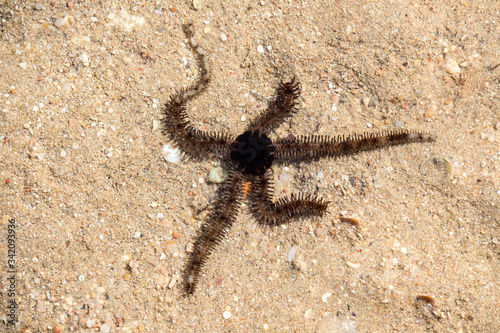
248,170 -> 329,226
273,129 -> 436,163
182,170 -> 243,295
162,94 -> 235,157
246,77 -> 300,134
162,23 -> 234,157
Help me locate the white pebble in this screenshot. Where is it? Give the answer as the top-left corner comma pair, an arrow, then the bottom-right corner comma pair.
78,275 -> 85,281
332,104 -> 337,111
208,166 -> 228,183
100,323 -> 111,333
223,311 -> 231,319
321,292 -> 332,303
152,120 -> 159,131
346,261 -> 360,269
80,52 -> 89,66
286,245 -> 297,262
257,45 -> 265,53
161,145 -> 180,164
401,247 -> 407,254
445,58 -> 461,76
19,62 -> 27,69
192,0 -> 201,10
60,149 -> 67,157
221,33 -> 227,41
134,231 -> 141,238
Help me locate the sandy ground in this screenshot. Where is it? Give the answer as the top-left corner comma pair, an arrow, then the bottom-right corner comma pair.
1,1 -> 499,332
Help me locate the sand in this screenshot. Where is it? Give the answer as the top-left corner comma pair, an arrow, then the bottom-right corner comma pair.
1,1 -> 499,332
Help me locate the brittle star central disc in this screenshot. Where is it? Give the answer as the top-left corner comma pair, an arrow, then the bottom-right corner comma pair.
230,130 -> 275,176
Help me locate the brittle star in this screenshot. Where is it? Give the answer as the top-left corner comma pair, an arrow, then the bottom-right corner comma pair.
162,23 -> 435,295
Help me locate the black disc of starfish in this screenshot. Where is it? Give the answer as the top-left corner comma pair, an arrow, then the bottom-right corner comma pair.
161,23 -> 435,295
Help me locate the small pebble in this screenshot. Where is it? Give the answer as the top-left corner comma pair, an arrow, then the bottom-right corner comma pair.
416,294 -> 436,307
168,274 -> 179,289
257,45 -> 265,53
19,62 -> 27,69
445,58 -> 461,76
192,0 -> 201,10
321,292 -> 332,303
55,15 -> 74,28
362,97 -> 370,107
152,120 -> 159,131
100,323 -> 110,333
339,216 -> 360,229
286,245 -> 297,262
35,3 -> 45,10
55,18 -> 66,28
222,311 -> 231,319
53,325 -> 63,333
78,275 -> 85,281
161,145 -> 180,164
68,2 -> 74,10
346,261 -> 360,269
80,52 -> 89,66
60,149 -> 67,157
420,156 -> 453,185
208,166 -> 228,183
221,33 -> 227,41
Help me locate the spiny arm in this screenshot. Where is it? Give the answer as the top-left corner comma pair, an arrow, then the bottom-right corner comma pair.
162,23 -> 234,157
246,77 -> 300,134
248,171 -> 328,226
182,170 -> 243,295
273,129 -> 435,163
